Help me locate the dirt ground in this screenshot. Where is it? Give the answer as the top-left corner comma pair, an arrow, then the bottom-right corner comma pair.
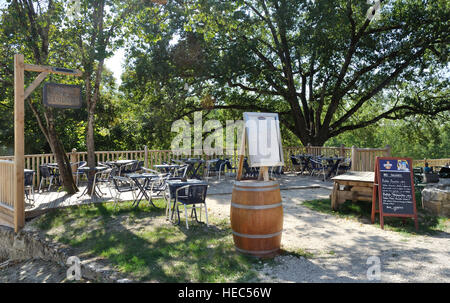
206,187 -> 450,283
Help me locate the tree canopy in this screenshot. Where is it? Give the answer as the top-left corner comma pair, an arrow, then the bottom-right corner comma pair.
0,0 -> 449,161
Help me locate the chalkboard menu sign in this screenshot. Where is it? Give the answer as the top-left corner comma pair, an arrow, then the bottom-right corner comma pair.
372,157 -> 418,230
43,82 -> 82,109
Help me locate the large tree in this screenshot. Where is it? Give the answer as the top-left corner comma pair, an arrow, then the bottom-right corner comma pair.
126,0 -> 449,146
2,0 -> 79,193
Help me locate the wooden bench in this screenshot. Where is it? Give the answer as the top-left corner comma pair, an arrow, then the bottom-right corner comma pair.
330,171 -> 374,210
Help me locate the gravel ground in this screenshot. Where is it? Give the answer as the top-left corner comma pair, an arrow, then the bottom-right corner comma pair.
1,186 -> 448,283
206,188 -> 450,283
0,259 -> 69,283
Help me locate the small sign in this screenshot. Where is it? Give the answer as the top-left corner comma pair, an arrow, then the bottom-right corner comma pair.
43,82 -> 82,109
372,157 -> 418,230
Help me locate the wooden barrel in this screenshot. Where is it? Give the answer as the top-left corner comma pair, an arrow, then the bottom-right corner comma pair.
230,180 -> 283,257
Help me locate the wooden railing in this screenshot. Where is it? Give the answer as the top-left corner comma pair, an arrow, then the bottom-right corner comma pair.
0,160 -> 15,229
350,146 -> 391,172
413,158 -> 450,168
8,144 -> 447,191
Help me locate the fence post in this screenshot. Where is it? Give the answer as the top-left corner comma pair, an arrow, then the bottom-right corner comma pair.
351,145 -> 357,171
340,144 -> 345,158
144,145 -> 148,168
384,145 -> 391,157
70,148 -> 78,173
306,143 -> 311,154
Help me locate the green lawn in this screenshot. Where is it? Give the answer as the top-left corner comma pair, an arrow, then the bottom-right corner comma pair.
302,191 -> 449,235
33,200 -> 263,282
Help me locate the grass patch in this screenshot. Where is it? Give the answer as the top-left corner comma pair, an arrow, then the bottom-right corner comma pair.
32,199 -> 262,282
302,191 -> 449,235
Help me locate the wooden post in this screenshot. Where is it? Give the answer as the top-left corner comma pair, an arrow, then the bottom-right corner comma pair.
14,54 -> 25,232
144,145 -> 148,168
340,144 -> 345,158
258,166 -> 269,181
384,145 -> 391,157
351,145 -> 357,171
236,128 -> 246,181
70,149 -> 78,173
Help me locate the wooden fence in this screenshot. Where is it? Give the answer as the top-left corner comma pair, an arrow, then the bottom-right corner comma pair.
0,145 -> 395,189
0,160 -> 15,229
413,158 -> 450,168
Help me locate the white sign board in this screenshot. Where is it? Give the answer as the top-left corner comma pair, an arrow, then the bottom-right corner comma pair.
243,112 -> 284,167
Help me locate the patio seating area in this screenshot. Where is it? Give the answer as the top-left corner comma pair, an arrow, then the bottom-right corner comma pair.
289,154 -> 351,181
23,166 -> 333,220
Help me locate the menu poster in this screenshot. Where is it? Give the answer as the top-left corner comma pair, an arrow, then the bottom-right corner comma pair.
372,157 -> 418,230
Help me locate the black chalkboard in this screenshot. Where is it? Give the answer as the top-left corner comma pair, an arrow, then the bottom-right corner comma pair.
373,157 -> 418,230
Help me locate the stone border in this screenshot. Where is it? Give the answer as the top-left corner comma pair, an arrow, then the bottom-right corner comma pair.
0,225 -> 124,282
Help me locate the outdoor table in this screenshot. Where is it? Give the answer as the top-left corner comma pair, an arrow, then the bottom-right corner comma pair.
166,179 -> 208,221
183,159 -> 205,180
126,172 -> 160,208
76,166 -> 108,198
330,171 -> 374,210
153,164 -> 183,176
321,156 -> 344,179
106,160 -> 135,175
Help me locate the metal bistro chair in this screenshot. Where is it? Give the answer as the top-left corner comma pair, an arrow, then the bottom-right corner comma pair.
174,184 -> 209,229
38,165 -> 56,192
72,161 -> 87,186
120,160 -> 139,175
310,157 -> 328,181
224,158 -> 236,178
336,158 -> 352,176
91,168 -> 115,197
111,175 -> 136,210
204,159 -> 227,181
290,155 -> 302,174
24,171 -> 35,205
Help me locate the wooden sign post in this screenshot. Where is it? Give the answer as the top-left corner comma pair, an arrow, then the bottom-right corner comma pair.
13,54 -> 82,232
371,157 -> 419,231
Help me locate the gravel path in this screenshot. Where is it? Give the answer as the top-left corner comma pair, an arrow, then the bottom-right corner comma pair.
206,188 -> 450,283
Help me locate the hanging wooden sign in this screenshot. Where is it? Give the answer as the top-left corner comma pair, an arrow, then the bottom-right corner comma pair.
371,157 -> 418,230
43,82 -> 82,109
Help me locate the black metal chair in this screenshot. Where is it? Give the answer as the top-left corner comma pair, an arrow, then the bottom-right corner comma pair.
290,155 -> 302,174
111,175 -> 136,210
173,184 -> 209,229
204,159 -> 227,180
24,171 -> 35,205
72,161 -> 87,186
310,157 -> 328,181
243,158 -> 259,179
120,160 -> 139,175
336,158 -> 352,175
91,168 -> 115,197
38,165 -> 56,192
224,158 -> 236,177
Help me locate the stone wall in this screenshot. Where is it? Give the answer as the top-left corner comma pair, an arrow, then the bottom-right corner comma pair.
421,180 -> 450,217
0,225 -> 120,282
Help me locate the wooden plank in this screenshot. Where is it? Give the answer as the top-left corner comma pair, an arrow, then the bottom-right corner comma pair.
24,63 -> 82,77
24,72 -> 48,99
14,54 -> 25,232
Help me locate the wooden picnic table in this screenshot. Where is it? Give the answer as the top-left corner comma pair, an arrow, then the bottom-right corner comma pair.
330,171 -> 374,210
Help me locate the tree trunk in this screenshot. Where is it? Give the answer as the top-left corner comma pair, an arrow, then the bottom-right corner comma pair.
86,109 -> 97,194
